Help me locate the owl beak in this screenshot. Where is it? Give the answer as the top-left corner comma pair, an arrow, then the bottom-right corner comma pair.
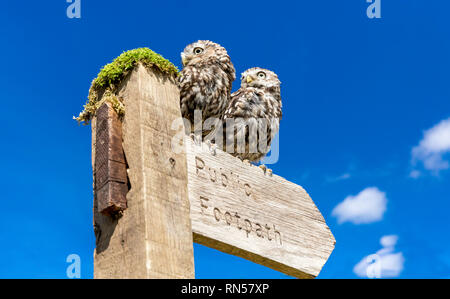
246,76 -> 254,83
181,54 -> 188,66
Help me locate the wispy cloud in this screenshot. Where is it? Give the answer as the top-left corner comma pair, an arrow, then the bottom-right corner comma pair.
354,235 -> 405,278
325,173 -> 351,183
332,187 -> 387,224
412,117 -> 450,175
409,170 -> 421,179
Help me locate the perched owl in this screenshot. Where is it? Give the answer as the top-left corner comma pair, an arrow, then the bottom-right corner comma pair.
223,67 -> 282,163
178,40 -> 236,138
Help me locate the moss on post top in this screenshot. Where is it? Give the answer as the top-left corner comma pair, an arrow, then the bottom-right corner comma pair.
92,47 -> 179,89
75,47 -> 179,125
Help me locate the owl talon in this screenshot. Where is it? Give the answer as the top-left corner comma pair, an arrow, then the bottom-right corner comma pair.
206,140 -> 217,156
190,133 -> 202,145
259,164 -> 273,176
242,159 -> 251,166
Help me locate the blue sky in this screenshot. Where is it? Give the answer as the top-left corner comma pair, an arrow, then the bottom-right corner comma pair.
1,0 -> 449,278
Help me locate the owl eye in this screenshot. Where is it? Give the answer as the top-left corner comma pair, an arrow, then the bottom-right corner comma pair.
257,72 -> 266,79
193,47 -> 204,55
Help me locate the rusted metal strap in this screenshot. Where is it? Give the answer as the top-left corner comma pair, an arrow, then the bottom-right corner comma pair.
94,102 -> 128,216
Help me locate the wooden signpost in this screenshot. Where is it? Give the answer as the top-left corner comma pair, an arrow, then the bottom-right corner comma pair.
91,63 -> 335,279
187,138 -> 335,278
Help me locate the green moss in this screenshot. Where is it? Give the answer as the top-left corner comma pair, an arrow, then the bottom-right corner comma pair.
74,48 -> 179,125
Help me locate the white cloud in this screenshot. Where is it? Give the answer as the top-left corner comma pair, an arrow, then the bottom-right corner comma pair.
412,117 -> 450,174
380,235 -> 398,248
332,187 -> 387,224
354,235 -> 405,278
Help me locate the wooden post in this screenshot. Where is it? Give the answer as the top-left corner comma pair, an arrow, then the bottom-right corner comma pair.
90,61 -> 335,279
92,64 -> 195,278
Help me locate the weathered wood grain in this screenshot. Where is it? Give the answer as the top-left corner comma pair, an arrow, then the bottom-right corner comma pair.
93,64 -> 195,278
185,137 -> 335,278
94,102 -> 128,216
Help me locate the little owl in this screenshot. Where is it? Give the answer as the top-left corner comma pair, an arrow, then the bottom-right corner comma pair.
178,40 -> 236,138
223,67 -> 282,163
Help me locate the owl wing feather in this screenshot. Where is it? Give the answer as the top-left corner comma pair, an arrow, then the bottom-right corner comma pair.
222,85 -> 282,162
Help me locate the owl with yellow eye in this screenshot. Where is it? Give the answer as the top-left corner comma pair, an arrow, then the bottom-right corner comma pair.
178,40 -> 236,138
223,67 -> 282,165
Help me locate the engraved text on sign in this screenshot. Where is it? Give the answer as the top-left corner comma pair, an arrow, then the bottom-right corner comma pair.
186,137 -> 336,278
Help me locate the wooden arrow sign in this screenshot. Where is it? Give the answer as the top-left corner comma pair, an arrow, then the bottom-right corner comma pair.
185,138 -> 335,278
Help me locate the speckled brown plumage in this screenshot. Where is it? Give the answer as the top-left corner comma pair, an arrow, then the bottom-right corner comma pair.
223,67 -> 282,162
178,41 -> 235,138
